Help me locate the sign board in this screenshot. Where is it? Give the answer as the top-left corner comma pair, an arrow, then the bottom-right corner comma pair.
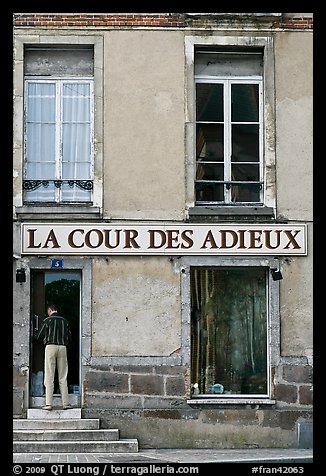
21,223 -> 307,256
51,259 -> 63,269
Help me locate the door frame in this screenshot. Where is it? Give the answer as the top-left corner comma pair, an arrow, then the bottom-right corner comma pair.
27,257 -> 92,408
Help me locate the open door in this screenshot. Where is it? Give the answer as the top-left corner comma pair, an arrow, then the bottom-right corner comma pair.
30,270 -> 81,406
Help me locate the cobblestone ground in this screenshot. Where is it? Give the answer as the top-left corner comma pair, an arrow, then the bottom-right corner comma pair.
13,448 -> 313,464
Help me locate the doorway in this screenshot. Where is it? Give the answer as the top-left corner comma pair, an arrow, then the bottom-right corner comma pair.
30,270 -> 81,405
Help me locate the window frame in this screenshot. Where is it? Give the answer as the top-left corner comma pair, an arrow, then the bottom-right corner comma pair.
195,76 -> 264,205
23,76 -> 95,204
13,34 -> 104,218
179,255 -> 280,404
185,35 -> 276,216
189,265 -> 269,399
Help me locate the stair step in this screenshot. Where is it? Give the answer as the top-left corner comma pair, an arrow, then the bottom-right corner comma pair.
13,413 -> 139,454
31,396 -> 80,406
13,419 -> 100,430
27,408 -> 81,419
13,429 -> 119,441
13,440 -> 139,453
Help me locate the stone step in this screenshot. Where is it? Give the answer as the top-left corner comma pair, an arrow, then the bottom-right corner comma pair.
27,408 -> 81,419
31,395 -> 80,406
13,428 -> 119,441
13,418 -> 100,430
13,439 -> 139,453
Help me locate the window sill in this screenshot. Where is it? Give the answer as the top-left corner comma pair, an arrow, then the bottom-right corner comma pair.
187,398 -> 276,405
15,205 -> 101,220
188,205 -> 275,221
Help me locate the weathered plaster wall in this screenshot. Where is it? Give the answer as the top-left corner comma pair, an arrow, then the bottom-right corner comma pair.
275,32 -> 313,356
103,30 -> 185,220
92,257 -> 181,356
280,250 -> 313,357
275,32 -> 313,222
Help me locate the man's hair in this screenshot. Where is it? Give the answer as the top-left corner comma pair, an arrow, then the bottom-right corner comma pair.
47,303 -> 58,312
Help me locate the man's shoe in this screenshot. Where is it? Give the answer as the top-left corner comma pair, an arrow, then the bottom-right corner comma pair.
63,405 -> 72,410
42,405 -> 52,411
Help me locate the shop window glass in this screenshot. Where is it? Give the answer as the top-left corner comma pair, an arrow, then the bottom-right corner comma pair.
190,267 -> 268,397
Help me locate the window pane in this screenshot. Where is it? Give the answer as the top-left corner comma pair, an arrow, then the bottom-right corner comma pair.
197,124 -> 224,161
231,84 -> 259,122
26,83 -> 56,168
25,47 -> 94,77
62,123 -> 91,165
196,163 -> 224,181
196,83 -> 223,122
26,123 -> 56,163
191,268 -> 267,396
231,164 -> 260,181
24,183 -> 56,203
61,183 -> 92,202
27,83 -> 56,122
62,163 -> 91,180
231,183 -> 261,203
25,162 -> 56,179
195,52 -> 263,77
62,82 -> 92,181
63,83 -> 91,122
195,182 -> 224,202
232,124 -> 259,162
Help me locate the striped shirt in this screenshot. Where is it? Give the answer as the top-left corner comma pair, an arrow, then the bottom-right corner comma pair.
35,312 -> 72,346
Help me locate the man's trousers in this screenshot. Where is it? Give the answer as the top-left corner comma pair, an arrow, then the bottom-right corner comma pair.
44,344 -> 69,407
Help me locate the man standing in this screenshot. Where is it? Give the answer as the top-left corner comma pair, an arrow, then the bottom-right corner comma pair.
35,303 -> 72,410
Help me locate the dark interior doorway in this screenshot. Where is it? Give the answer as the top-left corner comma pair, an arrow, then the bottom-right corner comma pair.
30,270 -> 81,400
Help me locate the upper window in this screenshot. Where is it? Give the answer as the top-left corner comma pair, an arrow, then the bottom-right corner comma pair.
195,48 -> 263,205
23,46 -> 94,204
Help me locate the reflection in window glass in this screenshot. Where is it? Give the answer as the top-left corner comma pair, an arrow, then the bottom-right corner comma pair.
231,84 -> 259,122
232,124 -> 259,162
196,83 -> 223,122
196,124 -> 224,162
231,183 -> 261,203
191,268 -> 268,396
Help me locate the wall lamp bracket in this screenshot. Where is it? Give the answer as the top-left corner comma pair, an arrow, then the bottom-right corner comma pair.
16,268 -> 26,283
271,268 -> 283,281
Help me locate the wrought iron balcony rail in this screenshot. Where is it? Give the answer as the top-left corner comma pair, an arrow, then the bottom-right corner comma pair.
23,179 -> 93,191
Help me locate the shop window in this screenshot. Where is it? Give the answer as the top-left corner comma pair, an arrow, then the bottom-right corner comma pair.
23,46 -> 94,204
190,267 -> 268,397
195,48 -> 263,205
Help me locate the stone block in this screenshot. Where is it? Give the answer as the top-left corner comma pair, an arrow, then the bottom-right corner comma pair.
297,420 -> 313,448
131,374 -> 164,395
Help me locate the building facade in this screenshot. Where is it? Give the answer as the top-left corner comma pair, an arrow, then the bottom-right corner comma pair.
13,13 -> 313,449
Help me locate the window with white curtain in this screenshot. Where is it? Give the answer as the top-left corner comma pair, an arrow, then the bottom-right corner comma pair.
23,47 -> 94,204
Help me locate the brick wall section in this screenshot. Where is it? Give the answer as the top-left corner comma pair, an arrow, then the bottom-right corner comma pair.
85,365 -> 188,399
13,13 -> 313,29
13,13 -> 185,28
273,17 -> 313,29
86,363 -> 313,408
